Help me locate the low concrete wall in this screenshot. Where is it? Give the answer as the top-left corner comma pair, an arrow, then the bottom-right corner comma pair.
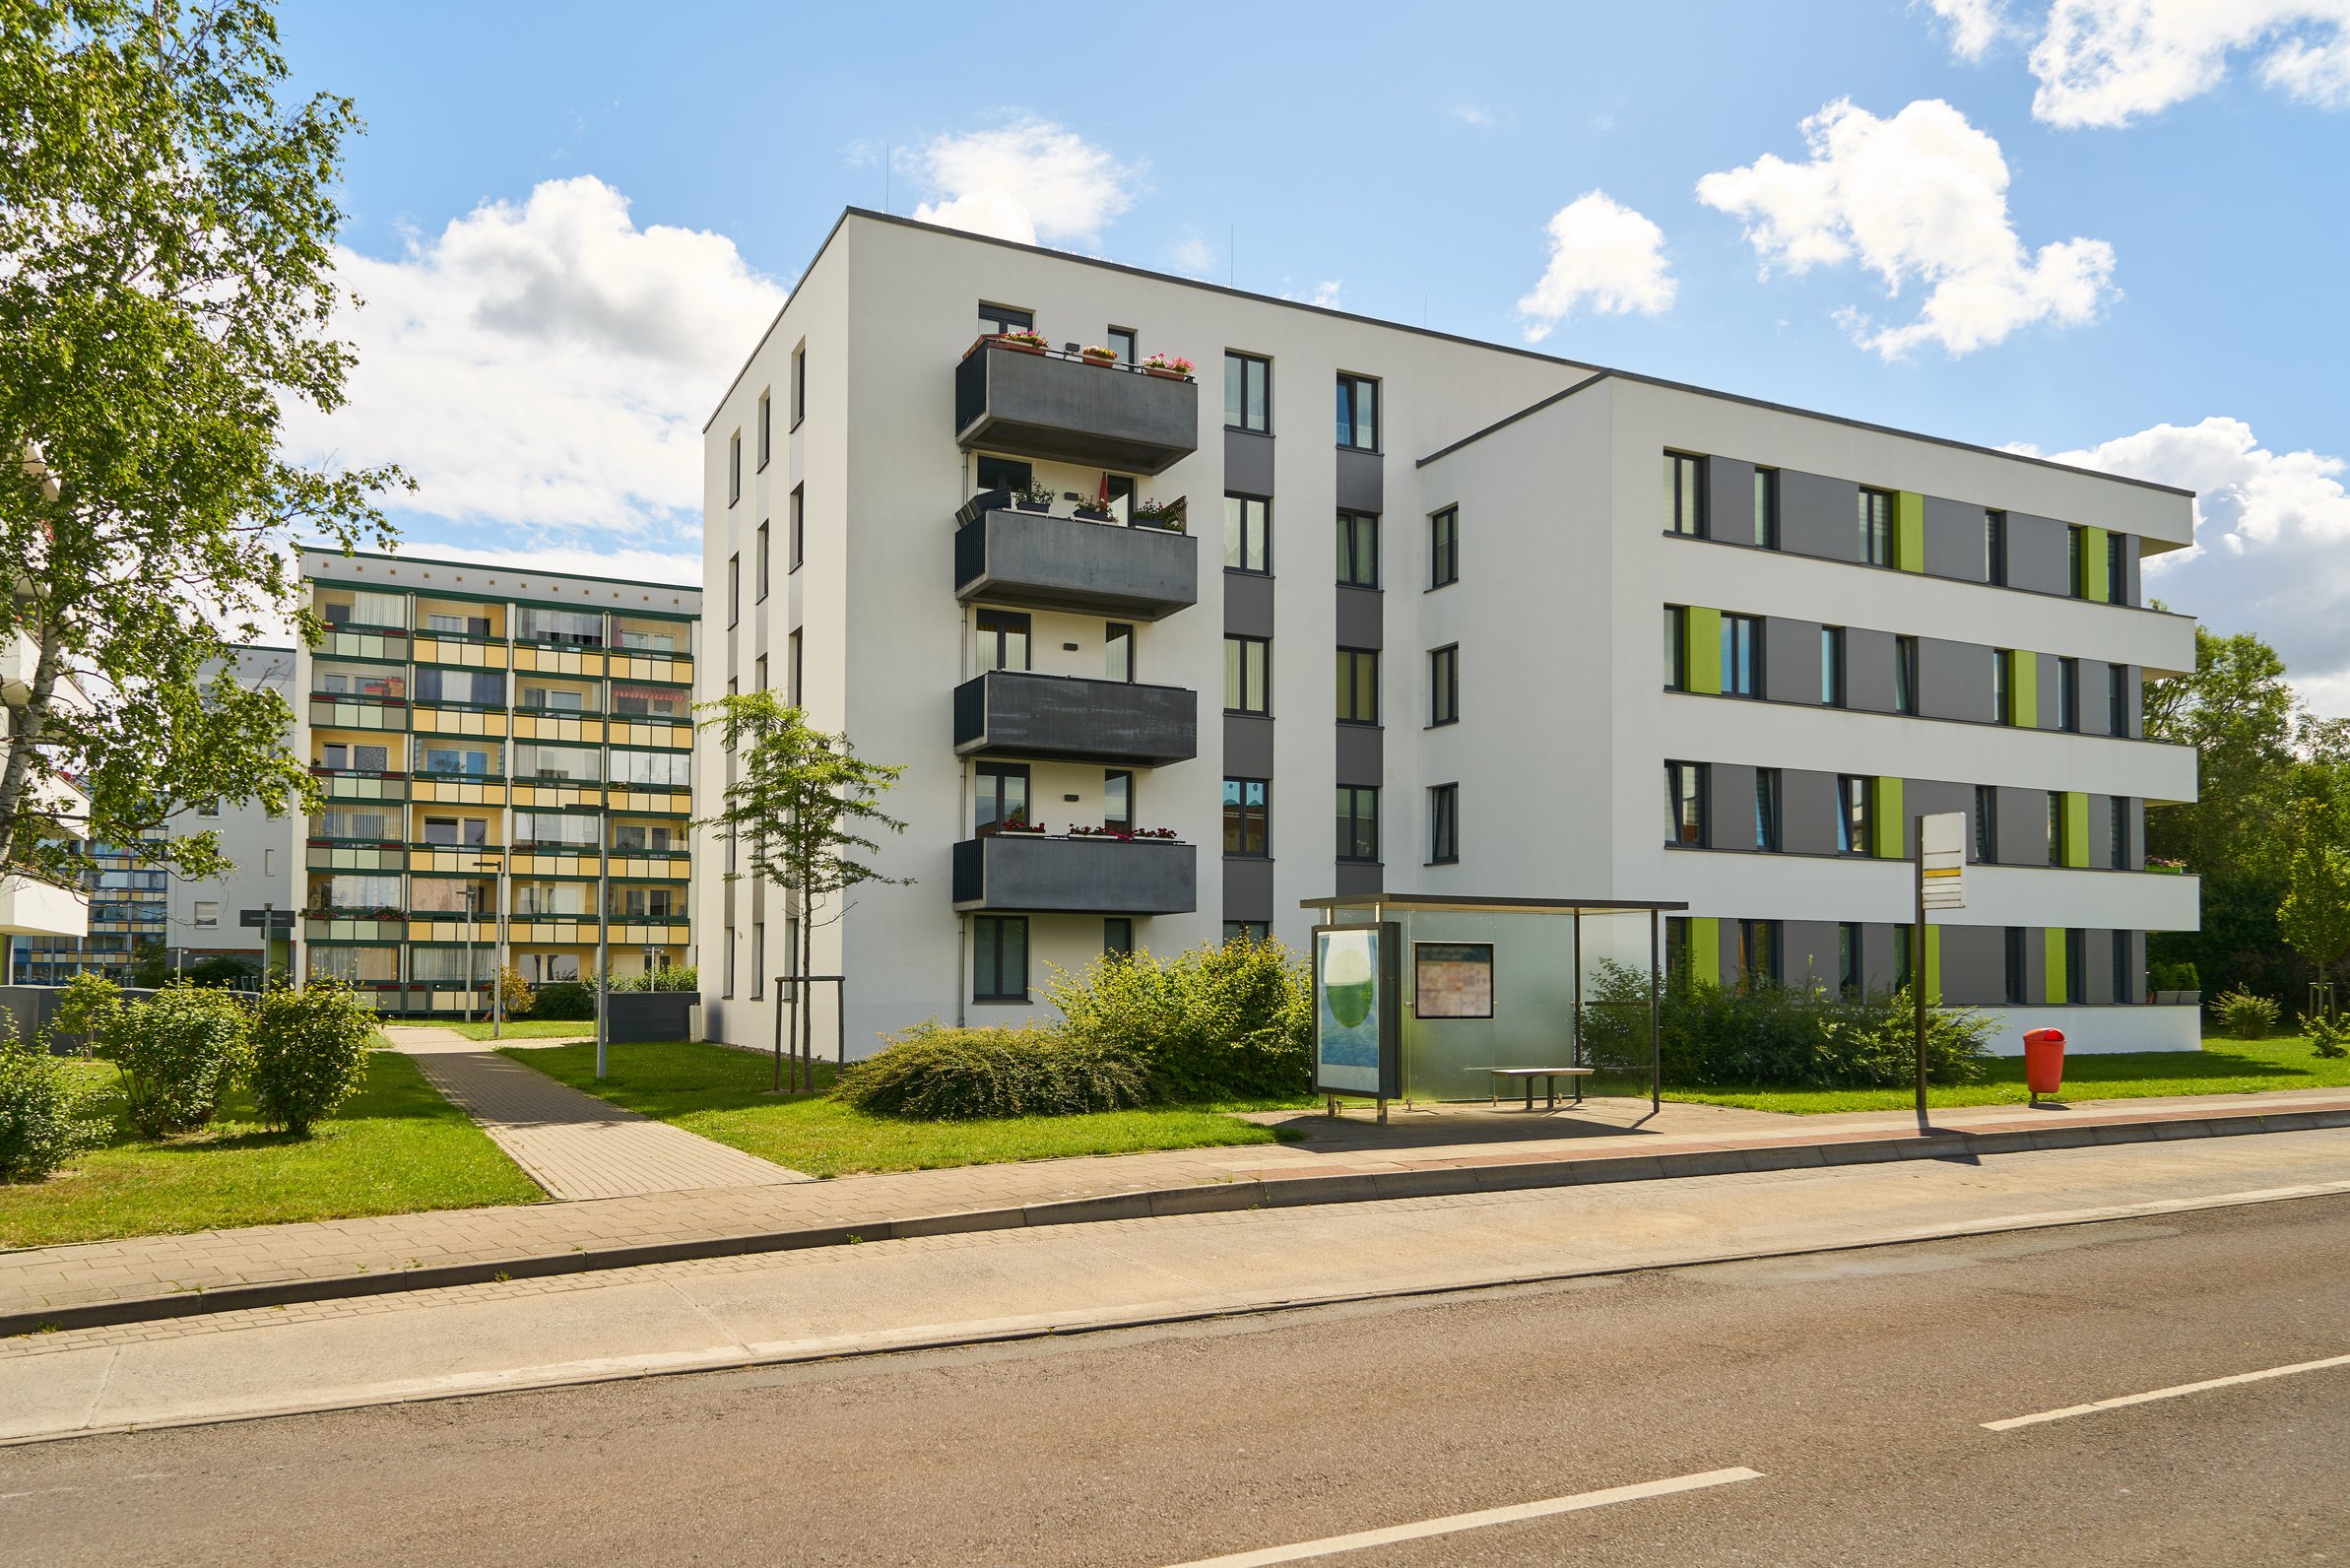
1975,1003 -> 2202,1056
0,984 -> 162,1053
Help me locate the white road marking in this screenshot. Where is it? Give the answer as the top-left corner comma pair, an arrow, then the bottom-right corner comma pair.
1155,1467 -> 1764,1568
1985,1351 -> 2350,1431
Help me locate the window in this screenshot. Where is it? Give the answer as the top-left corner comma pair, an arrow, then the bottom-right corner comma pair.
1429,506 -> 1460,587
2065,929 -> 2087,1003
418,742 -> 497,776
1894,926 -> 1915,991
1894,635 -> 1919,715
728,430 -> 741,506
976,609 -> 1030,673
2107,533 -> 2127,603
1336,511 -> 1379,587
790,486 -> 806,570
193,901 -> 220,929
1752,469 -> 1780,549
1104,917 -> 1134,956
727,554 -> 740,625
979,303 -> 1032,336
1820,626 -> 1846,707
1838,775 -> 1871,855
1665,761 -> 1708,846
515,607 -> 604,646
1225,635 -> 1270,714
2113,928 -> 2132,1003
755,521 -> 770,602
1429,783 -> 1459,864
2109,665 -> 2129,736
1224,494 -> 1271,573
2110,796 -> 2129,870
788,630 -> 803,704
1108,326 -> 1137,364
1974,785 -> 1998,863
1223,778 -> 1270,856
2057,656 -> 2080,733
1665,607 -> 1688,691
973,915 -> 1029,1002
1838,923 -> 1862,997
1337,785 -> 1379,863
974,762 -> 1030,834
1104,770 -> 1133,832
1736,920 -> 1779,990
1336,648 -> 1379,725
1336,373 -> 1379,450
1721,614 -> 1762,698
1754,768 -> 1782,852
1224,352 -> 1271,432
1428,644 -> 1460,726
1224,921 -> 1270,944
2067,525 -> 2088,598
1664,452 -> 1706,537
1106,622 -> 1135,684
790,341 -> 807,429
1993,648 -> 2012,724
513,811 -> 600,848
515,744 -> 600,782
753,653 -> 767,693
1860,489 -> 1895,565
751,923 -> 764,999
2005,927 -> 2028,1004
756,390 -> 771,470
976,455 -> 1030,495
2047,791 -> 2065,866
611,750 -> 690,788
1986,511 -> 2007,586
414,668 -> 504,705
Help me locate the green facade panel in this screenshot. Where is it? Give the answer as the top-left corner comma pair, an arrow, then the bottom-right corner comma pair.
1894,491 -> 1926,573
1685,607 -> 1723,695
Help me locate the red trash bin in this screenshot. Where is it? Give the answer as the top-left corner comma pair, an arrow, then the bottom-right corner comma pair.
2023,1026 -> 2066,1105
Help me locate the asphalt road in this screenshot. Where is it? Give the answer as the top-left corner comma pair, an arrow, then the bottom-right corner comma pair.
5,1194 -> 2347,1566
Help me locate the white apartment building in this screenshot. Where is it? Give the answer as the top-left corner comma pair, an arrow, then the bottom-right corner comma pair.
698,210 -> 2199,1061
164,644 -> 298,977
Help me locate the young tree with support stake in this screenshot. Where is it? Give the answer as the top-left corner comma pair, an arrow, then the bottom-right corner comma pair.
698,691 -> 909,1093
0,1 -> 404,902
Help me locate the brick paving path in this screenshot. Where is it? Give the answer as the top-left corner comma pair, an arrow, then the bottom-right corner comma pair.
390,1026 -> 808,1200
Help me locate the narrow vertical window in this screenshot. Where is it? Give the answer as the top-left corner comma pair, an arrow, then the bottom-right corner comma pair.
2109,664 -> 2129,736
1223,352 -> 1272,432
1224,493 -> 1272,573
1105,622 -> 1135,684
1838,775 -> 1871,855
728,430 -> 742,506
1336,785 -> 1379,863
973,915 -> 1029,1002
2110,796 -> 2129,870
756,391 -> 771,469
750,922 -> 764,999
1754,768 -> 1782,852
1224,635 -> 1271,714
2107,533 -> 2127,603
1665,917 -> 1692,989
1665,607 -> 1688,692
1336,511 -> 1380,587
727,554 -> 740,625
1336,373 -> 1379,450
1894,635 -> 1919,715
1838,923 -> 1862,997
790,342 -> 807,428
1986,511 -> 2007,586
2057,656 -> 2080,733
2067,525 -> 2088,598
1820,626 -> 1845,706
1992,648 -> 2011,724
2047,791 -> 2065,867
1721,614 -> 1763,698
1428,644 -> 1460,725
1752,469 -> 1779,549
1664,452 -> 1706,537
976,609 -> 1031,673
1665,761 -> 1709,845
973,762 -> 1031,833
2004,927 -> 2027,1004
1103,917 -> 1134,957
1974,784 -> 1998,863
1108,326 -> 1137,364
1104,770 -> 1134,831
787,629 -> 802,704
1336,648 -> 1379,725
1859,489 -> 1894,565
1429,783 -> 1459,864
1222,778 -> 1271,856
755,521 -> 770,602
790,486 -> 806,569
1429,506 -> 1460,587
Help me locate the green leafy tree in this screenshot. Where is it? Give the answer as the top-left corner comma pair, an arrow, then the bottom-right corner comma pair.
2278,806 -> 2350,1005
2143,625 -> 2299,878
0,0 -> 403,897
699,691 -> 908,1093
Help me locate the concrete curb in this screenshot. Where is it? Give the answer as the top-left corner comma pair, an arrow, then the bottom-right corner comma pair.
8,1102 -> 2349,1339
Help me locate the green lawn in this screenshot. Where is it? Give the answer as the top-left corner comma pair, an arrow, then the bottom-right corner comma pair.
431,1019 -> 598,1041
1590,1032 -> 2350,1116
0,1050 -> 542,1249
500,1040 -> 1286,1178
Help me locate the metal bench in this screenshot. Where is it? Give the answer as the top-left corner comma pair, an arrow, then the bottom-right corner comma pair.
1487,1066 -> 1595,1110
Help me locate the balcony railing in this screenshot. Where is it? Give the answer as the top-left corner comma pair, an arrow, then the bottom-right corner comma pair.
953,338 -> 1200,476
952,833 -> 1196,914
953,498 -> 1198,621
952,670 -> 1197,767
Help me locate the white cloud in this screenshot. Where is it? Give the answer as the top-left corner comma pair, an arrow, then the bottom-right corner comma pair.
1280,279 -> 1344,308
1696,98 -> 2118,359
1452,103 -> 1496,128
909,118 -> 1139,246
1927,1 -> 2350,125
1171,233 -> 1218,279
1514,191 -> 1677,343
283,175 -> 784,541
2022,417 -> 2350,710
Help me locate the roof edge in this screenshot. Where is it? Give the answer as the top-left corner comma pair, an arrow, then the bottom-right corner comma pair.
296,546 -> 704,598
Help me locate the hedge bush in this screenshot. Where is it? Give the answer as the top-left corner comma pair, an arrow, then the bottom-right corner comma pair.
1046,937 -> 1310,1102
48,969 -> 125,1051
832,1024 -> 1147,1120
0,1017 -> 104,1181
105,985 -> 252,1138
249,982 -> 378,1135
532,980 -> 597,1020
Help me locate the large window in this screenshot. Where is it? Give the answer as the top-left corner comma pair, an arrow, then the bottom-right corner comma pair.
1224,493 -> 1272,573
313,810 -> 389,840
1429,506 -> 1459,587
1337,785 -> 1379,863
410,879 -> 488,915
1336,648 -> 1379,725
1223,778 -> 1270,857
515,607 -> 603,646
975,762 -> 1030,833
1752,469 -> 1780,549
1336,373 -> 1379,450
410,947 -> 484,985
611,750 -> 690,787
417,741 -> 498,776
1428,644 -> 1460,726
980,302 -> 1033,336
976,609 -> 1030,673
1224,352 -> 1271,433
420,815 -> 487,846
1336,511 -> 1379,587
1665,761 -> 1708,845
1108,326 -> 1137,364
613,685 -> 685,718
314,663 -> 404,699
311,947 -> 398,984
1860,488 -> 1895,565
1664,452 -> 1705,537
1754,768 -> 1782,852
514,812 -> 600,848
314,874 -> 400,911
1821,625 -> 1846,707
415,667 -> 503,705
1225,635 -> 1270,714
515,881 -> 590,916
1838,775 -> 1871,855
515,744 -> 600,782
1104,917 -> 1135,956
973,915 -> 1029,1002
1721,615 -> 1762,698
1429,783 -> 1459,864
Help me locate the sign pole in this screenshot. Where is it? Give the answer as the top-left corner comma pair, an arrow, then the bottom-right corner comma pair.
1913,810 -> 1969,1129
1915,816 -> 1928,1122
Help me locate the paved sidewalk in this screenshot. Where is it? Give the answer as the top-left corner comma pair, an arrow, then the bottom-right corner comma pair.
6,1084 -> 2350,1335
388,1026 -> 807,1201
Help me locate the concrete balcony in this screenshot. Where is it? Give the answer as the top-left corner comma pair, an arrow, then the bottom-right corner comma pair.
953,340 -> 1200,476
952,833 -> 1197,914
954,502 -> 1198,621
953,671 -> 1197,767
0,875 -> 86,940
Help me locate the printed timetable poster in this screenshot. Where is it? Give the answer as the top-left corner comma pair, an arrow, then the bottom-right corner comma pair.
1314,923 -> 1402,1098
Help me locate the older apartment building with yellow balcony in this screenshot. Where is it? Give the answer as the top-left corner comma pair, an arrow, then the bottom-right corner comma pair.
289,549 -> 700,1014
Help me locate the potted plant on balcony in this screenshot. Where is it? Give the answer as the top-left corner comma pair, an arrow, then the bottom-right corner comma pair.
993,811 -> 1045,835
1013,481 -> 1055,514
1134,497 -> 1186,532
996,329 -> 1049,354
1142,353 -> 1194,380
1080,344 -> 1119,366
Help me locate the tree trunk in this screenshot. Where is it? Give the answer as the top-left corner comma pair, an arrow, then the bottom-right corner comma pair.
0,621 -> 67,874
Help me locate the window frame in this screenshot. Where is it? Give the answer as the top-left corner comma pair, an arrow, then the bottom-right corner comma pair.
1108,326 -> 1138,364
975,608 -> 1032,674
1751,468 -> 1780,550
1336,510 -> 1380,588
1986,510 -> 2008,587
1223,492 -> 1273,575
1428,505 -> 1460,588
1664,451 -> 1707,538
972,913 -> 1030,1003
973,761 -> 1032,834
1721,613 -> 1764,699
1974,784 -> 1998,864
1428,643 -> 1460,727
755,390 -> 771,471
1860,488 -> 1895,566
754,520 -> 770,603
2057,656 -> 2081,734
1893,634 -> 1919,716
1838,775 -> 1871,856
1222,777 -> 1271,858
1224,634 -> 1271,715
790,485 -> 806,572
1665,760 -> 1709,847
1336,372 -> 1380,452
1336,646 -> 1379,726
978,303 -> 1033,337
1106,621 -> 1136,685
1820,625 -> 1846,707
1428,782 -> 1460,865
1753,767 -> 1782,853
1223,351 -> 1272,434
790,341 -> 808,430
1665,606 -> 1688,692
1336,783 -> 1380,864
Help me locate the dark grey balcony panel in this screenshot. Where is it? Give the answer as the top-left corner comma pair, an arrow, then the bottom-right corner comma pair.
1336,447 -> 1383,513
953,671 -> 1197,766
955,344 -> 1201,476
953,508 -> 1199,621
1224,569 -> 1275,637
952,834 -> 1197,914
1336,585 -> 1383,648
1334,862 -> 1381,898
1222,857 -> 1274,923
1225,429 -> 1275,494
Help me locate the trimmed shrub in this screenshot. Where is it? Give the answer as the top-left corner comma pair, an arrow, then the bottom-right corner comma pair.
48,970 -> 125,1052
2212,987 -> 2280,1041
2149,960 -> 2201,993
249,982 -> 377,1135
1046,938 -> 1311,1102
105,986 -> 252,1138
187,954 -> 261,990
833,1024 -> 1147,1120
0,1015 -> 105,1182
531,980 -> 597,1020
2303,1012 -> 2350,1060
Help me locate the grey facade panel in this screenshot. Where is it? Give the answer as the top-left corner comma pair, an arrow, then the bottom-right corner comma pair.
2086,792 -> 2114,869
1922,496 -> 1989,582
2077,658 -> 2113,736
1782,920 -> 1841,989
1919,637 -> 1992,723
2125,931 -> 2146,1004
1335,448 -> 1383,513
1224,715 -> 1274,778
1994,786 -> 2050,867
1221,857 -> 1274,923
1333,862 -> 1382,898
1707,456 -> 1757,545
2034,650 -> 2060,732
1764,617 -> 1820,705
2123,798 -> 2143,870
2081,929 -> 2118,1006
1902,778 -> 1973,862
1223,569 -> 1275,637
2124,544 -> 2141,608
1860,923 -> 1902,994
1336,585 -> 1383,648
1939,924 -> 2004,1006
2023,924 -> 2047,1004
1782,768 -> 1842,857
2123,666 -> 2143,738
2006,512 -> 2071,596
1224,429 -> 1275,496
1335,724 -> 1383,786
1779,469 -> 1860,563
1708,763 -> 1757,852
1846,628 -> 1898,712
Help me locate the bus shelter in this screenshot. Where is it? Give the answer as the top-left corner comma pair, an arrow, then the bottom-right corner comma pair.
1301,894 -> 1688,1119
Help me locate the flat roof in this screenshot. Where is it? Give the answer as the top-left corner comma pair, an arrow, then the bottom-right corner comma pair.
296,546 -> 702,598
1303,894 -> 1689,916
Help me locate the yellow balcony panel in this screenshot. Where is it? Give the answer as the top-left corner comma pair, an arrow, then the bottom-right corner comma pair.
609,652 -> 692,686
306,697 -> 408,732
511,713 -> 605,744
607,719 -> 693,750
410,778 -> 507,806
510,781 -> 605,810
608,789 -> 693,817
512,645 -> 607,678
509,850 -> 598,878
410,635 -> 508,669
411,705 -> 509,738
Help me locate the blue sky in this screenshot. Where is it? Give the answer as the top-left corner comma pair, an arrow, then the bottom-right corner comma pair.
279,0 -> 2350,705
